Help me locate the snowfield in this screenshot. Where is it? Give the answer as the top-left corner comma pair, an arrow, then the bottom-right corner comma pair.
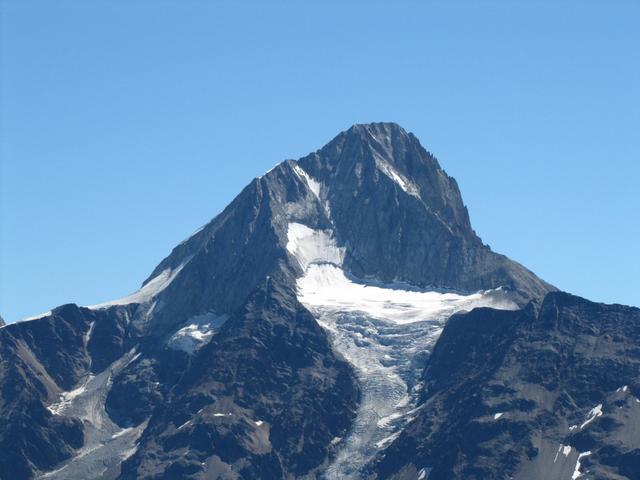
298,263 -> 516,325
290,223 -> 518,478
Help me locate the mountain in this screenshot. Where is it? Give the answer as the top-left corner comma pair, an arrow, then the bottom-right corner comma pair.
0,122 -> 634,480
371,292 -> 640,480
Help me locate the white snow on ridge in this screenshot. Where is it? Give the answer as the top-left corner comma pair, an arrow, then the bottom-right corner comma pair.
167,312 -> 228,353
292,163 -> 322,199
88,257 -> 192,310
17,310 -> 53,323
16,256 -> 192,324
286,223 -> 344,271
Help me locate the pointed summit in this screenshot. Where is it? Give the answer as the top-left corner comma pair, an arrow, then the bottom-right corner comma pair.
114,122 -> 553,339
0,123 -> 558,479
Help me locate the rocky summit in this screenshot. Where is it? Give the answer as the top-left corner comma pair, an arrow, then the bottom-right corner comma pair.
0,123 -> 636,480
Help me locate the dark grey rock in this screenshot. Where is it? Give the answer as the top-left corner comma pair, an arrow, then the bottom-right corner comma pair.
0,122 -> 568,479
370,292 -> 640,480
298,123 -> 553,306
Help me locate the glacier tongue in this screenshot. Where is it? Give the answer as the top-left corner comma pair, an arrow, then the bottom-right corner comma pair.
297,263 -> 518,479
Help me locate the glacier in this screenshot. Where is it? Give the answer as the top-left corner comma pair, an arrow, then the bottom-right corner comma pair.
289,223 -> 518,478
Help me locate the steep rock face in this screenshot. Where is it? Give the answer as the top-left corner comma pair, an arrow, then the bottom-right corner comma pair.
0,304 -> 132,479
372,292 -> 640,480
0,122 -> 555,479
120,283 -> 358,479
298,123 -> 552,305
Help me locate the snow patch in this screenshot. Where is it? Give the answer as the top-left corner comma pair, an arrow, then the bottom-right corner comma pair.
580,404 -> 603,429
167,312 -> 228,353
373,155 -> 420,198
292,163 -> 321,199
286,223 -> 344,271
554,444 -> 572,463
572,451 -> 592,479
374,431 -> 400,449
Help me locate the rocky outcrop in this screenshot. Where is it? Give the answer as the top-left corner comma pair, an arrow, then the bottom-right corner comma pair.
371,292 -> 640,480
299,123 -> 553,306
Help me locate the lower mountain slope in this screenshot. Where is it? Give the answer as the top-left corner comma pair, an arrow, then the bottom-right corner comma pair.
372,292 -> 640,480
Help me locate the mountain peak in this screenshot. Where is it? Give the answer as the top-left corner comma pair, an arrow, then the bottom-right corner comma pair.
0,123 -> 560,480
133,123 -> 552,337
345,121 -> 409,140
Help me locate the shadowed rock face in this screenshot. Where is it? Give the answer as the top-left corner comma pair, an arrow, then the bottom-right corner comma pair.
0,122 -> 561,479
371,292 -> 640,480
298,123 -> 553,306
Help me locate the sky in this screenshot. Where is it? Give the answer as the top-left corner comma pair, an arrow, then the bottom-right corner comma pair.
1,0 -> 638,322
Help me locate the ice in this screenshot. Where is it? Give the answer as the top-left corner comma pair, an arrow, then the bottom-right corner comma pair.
297,263 -> 517,479
167,312 -> 228,353
286,224 -> 345,270
298,264 -> 517,325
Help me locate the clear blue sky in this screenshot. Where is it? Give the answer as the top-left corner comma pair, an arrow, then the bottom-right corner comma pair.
1,1 -> 638,322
